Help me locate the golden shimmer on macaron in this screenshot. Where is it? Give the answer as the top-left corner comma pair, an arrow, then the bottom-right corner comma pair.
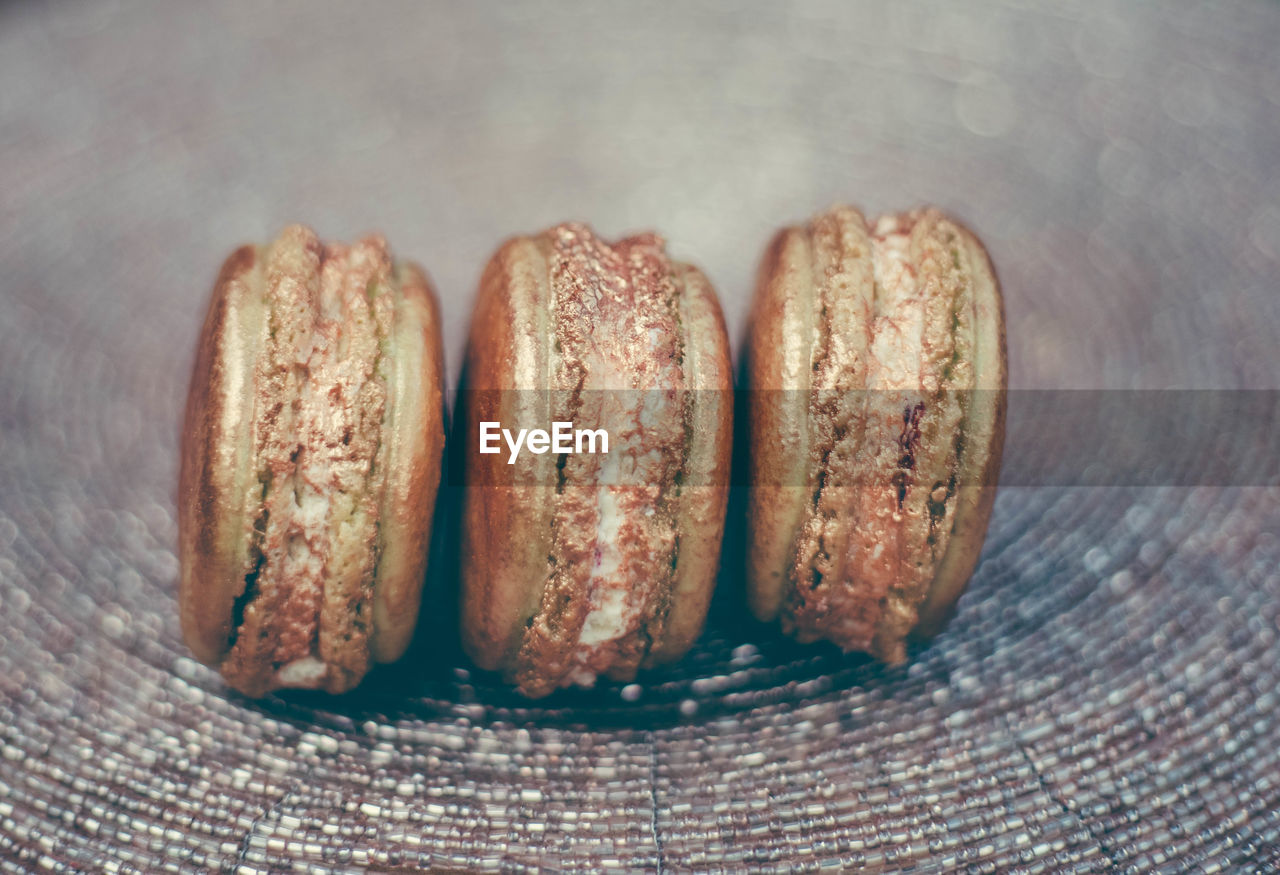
747,206 -> 1006,662
461,223 -> 732,698
178,226 -> 445,696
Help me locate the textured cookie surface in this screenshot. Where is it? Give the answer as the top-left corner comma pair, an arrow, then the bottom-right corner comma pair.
462,224 -> 731,697
179,227 -> 444,696
748,206 -> 1006,662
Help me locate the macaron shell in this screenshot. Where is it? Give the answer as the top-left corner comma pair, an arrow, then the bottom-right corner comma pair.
745,226 -> 818,622
646,262 -> 733,665
783,208 -> 881,648
460,236 -> 556,672
369,262 -> 446,664
178,245 -> 266,666
914,220 -> 1007,637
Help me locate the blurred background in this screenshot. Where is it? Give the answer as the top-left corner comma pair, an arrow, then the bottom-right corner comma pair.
1,1 -> 1278,870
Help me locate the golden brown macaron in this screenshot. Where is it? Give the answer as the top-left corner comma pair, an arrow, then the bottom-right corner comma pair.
461,223 -> 732,698
746,206 -> 1007,662
178,225 -> 445,696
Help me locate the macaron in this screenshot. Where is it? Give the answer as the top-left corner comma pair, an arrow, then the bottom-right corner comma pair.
460,223 -> 732,698
746,206 -> 1006,662
178,225 -> 445,696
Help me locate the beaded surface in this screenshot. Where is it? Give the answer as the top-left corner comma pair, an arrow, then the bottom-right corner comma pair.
2,1 -> 1279,870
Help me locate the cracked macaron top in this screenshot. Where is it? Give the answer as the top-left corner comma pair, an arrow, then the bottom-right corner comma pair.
179,226 -> 445,697
747,206 -> 1006,662
462,223 -> 732,698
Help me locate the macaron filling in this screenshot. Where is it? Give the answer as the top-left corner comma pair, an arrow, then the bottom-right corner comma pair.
219,228 -> 394,696
512,225 -> 687,696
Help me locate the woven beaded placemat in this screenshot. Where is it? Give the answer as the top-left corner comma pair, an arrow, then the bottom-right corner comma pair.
3,2 -> 1279,870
